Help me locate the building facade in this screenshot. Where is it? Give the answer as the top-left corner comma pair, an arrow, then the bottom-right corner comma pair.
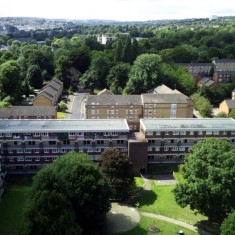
137,118 -> 235,168
0,119 -> 129,173
86,92 -> 193,130
0,106 -> 57,119
0,118 -> 235,175
86,95 -> 143,131
33,78 -> 63,106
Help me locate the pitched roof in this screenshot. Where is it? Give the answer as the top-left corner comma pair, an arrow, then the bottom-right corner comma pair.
224,100 -> 235,109
0,106 -> 56,118
153,84 -> 186,96
141,94 -> 190,104
86,95 -> 142,106
97,88 -> 114,95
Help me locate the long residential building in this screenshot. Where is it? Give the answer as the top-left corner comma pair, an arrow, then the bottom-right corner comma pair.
0,118 -> 235,174
86,92 -> 193,131
0,119 -> 129,173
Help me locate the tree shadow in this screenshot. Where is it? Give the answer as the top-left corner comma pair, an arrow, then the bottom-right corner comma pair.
126,189 -> 158,208
195,220 -> 220,235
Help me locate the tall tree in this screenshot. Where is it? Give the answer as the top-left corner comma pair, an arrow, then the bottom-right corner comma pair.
0,60 -> 21,99
99,148 -> 134,200
22,151 -> 112,235
124,53 -> 162,94
26,65 -> 43,89
107,63 -> 130,94
173,138 -> 235,223
122,36 -> 132,63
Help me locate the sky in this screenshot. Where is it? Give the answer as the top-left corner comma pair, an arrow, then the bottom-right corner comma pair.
0,0 -> 235,21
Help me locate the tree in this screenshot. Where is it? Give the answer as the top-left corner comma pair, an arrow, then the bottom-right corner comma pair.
122,36 -> 132,63
99,148 -> 134,200
173,138 -> 235,223
220,210 -> 235,235
22,152 -> 112,235
190,93 -> 212,117
125,53 -> 162,94
0,60 -> 22,99
26,65 -> 43,89
58,100 -> 67,111
107,63 -> 130,94
216,112 -> 228,118
229,109 -> 235,119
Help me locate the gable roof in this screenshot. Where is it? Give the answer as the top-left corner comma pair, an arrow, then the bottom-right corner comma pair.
224,100 -> 235,109
0,106 -> 56,118
141,94 -> 190,104
86,95 -> 142,106
97,88 -> 114,95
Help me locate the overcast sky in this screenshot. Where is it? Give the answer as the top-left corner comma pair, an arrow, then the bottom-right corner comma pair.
0,0 -> 235,21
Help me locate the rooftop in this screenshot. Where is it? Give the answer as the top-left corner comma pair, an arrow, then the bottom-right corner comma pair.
0,119 -> 130,133
86,95 -> 142,106
141,94 -> 190,104
140,118 -> 235,131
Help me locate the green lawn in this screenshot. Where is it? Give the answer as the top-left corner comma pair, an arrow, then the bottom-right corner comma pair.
130,181 -> 207,225
0,177 -> 32,234
57,111 -> 66,119
112,216 -> 197,235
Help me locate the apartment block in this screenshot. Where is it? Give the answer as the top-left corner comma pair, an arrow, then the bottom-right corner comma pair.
138,118 -> 235,169
86,95 -> 143,131
86,90 -> 193,131
0,119 -> 129,173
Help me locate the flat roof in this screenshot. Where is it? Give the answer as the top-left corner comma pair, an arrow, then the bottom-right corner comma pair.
0,119 -> 129,133
140,118 -> 235,131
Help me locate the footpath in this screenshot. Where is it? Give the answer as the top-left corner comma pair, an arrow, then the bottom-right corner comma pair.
134,175 -> 213,235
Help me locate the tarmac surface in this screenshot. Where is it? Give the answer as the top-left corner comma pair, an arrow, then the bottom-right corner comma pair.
106,203 -> 140,233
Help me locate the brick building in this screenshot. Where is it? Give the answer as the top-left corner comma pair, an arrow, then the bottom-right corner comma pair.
1,118 -> 235,175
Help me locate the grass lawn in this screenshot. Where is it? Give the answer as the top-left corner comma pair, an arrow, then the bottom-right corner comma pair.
0,177 -> 32,234
112,216 -> 197,235
130,181 -> 207,225
57,111 -> 66,119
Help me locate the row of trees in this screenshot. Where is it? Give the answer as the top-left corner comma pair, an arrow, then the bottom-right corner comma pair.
21,149 -> 134,235
1,18 -> 235,105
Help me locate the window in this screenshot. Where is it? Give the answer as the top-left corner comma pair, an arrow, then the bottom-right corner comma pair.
171,147 -> 178,151
35,157 -> 40,161
97,140 -> 104,144
17,149 -> 23,153
24,149 -> 31,153
164,147 -> 169,151
34,149 -> 40,153
180,131 -> 186,135
147,131 -> 153,136
5,133 -> 12,137
9,158 -> 14,162
17,157 -> 24,162
148,147 -> 152,151
189,131 -> 194,135
206,131 -> 212,135
173,131 -> 179,135
44,149 -> 49,153
198,131 -> 203,135
8,149 -> 13,154
69,132 -> 76,136
33,133 -> 41,136
25,157 -> 32,161
91,110 -> 95,115
52,149 -> 59,153
165,131 -> 169,135
117,140 -> 124,144
223,131 -> 227,135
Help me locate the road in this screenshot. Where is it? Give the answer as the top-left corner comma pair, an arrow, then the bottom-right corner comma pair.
67,92 -> 86,119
